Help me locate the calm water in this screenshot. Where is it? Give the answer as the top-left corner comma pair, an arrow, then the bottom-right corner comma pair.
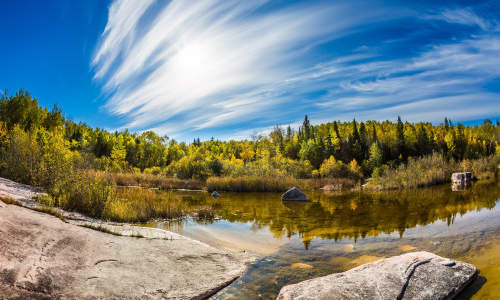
144,180 -> 500,299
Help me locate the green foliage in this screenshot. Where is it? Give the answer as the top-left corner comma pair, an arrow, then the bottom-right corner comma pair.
0,88 -> 499,196
368,152 -> 500,189
59,173 -> 116,218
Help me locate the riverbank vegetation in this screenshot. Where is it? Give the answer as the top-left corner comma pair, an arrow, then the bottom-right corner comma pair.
0,89 -> 499,220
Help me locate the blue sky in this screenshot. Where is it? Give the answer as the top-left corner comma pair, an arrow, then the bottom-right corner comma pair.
1,0 -> 499,140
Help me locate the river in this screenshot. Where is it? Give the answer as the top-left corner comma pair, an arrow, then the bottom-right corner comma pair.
144,180 -> 500,299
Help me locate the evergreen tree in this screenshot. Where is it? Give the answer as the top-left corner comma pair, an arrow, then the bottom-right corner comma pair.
359,122 -> 368,161
371,125 -> 378,145
350,119 -> 363,163
366,142 -> 383,173
396,116 -> 406,160
416,124 -> 430,156
299,115 -> 312,141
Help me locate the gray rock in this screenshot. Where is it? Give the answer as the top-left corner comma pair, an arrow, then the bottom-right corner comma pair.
281,187 -> 308,201
212,191 -> 220,198
451,172 -> 472,184
277,251 -> 477,300
0,178 -> 246,300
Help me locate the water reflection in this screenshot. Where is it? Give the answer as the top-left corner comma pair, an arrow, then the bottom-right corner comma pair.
153,180 -> 499,248
142,180 -> 500,299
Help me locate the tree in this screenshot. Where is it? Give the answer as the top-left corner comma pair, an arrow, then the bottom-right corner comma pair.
396,116 -> 406,160
415,124 -> 431,156
299,139 -> 323,169
444,117 -> 450,130
366,142 -> 383,173
301,115 -> 311,141
350,119 -> 363,163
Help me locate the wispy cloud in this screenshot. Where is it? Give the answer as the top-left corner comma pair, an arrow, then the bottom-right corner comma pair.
93,1 -> 500,139
434,8 -> 499,32
316,35 -> 500,114
92,0 -> 386,135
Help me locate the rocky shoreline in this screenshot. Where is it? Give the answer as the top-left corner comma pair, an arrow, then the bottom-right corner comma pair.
0,177 -> 246,299
0,177 -> 481,299
277,251 -> 477,300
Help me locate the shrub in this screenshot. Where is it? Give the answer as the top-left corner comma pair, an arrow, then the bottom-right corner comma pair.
56,172 -> 116,218
319,156 -> 361,180
368,153 -> 499,190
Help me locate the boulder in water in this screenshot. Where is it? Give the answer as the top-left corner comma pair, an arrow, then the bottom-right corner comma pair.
452,172 -> 472,184
277,251 -> 477,300
281,187 -> 307,201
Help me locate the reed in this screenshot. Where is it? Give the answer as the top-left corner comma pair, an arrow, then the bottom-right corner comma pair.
367,153 -> 500,190
102,188 -> 187,222
98,171 -> 203,190
206,176 -> 357,192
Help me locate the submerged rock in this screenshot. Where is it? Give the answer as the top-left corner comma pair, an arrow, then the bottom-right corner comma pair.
281,187 -> 308,201
211,191 -> 220,198
277,251 -> 477,300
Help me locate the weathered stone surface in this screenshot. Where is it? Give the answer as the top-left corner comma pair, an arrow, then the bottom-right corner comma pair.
452,172 -> 472,184
277,251 -> 477,300
281,187 -> 308,201
0,177 -> 246,300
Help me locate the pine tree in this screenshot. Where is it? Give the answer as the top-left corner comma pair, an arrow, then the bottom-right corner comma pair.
350,119 -> 363,163
396,116 -> 406,160
301,115 -> 311,141
371,125 -> 377,145
367,142 -> 383,173
359,122 -> 368,161
444,117 -> 449,130
286,125 -> 292,142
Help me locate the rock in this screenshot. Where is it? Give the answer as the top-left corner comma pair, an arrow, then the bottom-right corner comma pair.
0,180 -> 246,300
321,184 -> 341,192
277,251 -> 477,300
452,172 -> 472,184
211,191 -> 220,198
281,187 -> 308,201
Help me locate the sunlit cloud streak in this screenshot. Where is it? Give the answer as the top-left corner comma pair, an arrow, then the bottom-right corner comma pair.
93,0 -> 500,139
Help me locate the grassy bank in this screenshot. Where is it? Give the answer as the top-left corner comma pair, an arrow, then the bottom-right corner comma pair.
367,153 -> 500,190
99,171 -> 203,190
206,176 -> 356,192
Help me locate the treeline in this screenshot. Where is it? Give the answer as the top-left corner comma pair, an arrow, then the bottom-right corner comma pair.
1,89 -> 499,183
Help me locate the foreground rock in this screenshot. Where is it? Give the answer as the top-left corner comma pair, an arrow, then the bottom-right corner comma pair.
281,187 -> 308,201
277,251 -> 477,300
0,179 -> 246,299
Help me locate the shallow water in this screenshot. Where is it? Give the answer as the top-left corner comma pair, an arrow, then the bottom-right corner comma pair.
145,180 -> 500,299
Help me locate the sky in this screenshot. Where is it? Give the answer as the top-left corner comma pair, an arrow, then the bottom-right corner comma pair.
1,0 -> 500,141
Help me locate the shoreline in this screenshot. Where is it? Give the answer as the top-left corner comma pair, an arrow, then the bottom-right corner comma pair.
0,177 -> 248,300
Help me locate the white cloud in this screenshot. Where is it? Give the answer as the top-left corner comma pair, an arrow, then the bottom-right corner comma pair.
92,0 -> 384,135
92,0 -> 155,79
93,1 -> 500,139
315,35 -> 500,119
430,8 -> 499,32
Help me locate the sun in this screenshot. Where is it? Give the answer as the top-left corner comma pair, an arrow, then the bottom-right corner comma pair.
171,39 -> 215,82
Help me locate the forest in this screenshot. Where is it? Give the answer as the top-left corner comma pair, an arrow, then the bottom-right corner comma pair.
0,89 -> 499,218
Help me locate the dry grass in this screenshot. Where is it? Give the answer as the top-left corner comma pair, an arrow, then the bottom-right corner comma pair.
80,224 -> 122,236
103,188 -> 187,223
206,176 -> 358,192
30,206 -> 66,222
98,171 -> 204,190
367,153 -> 500,190
0,196 -> 20,205
1,196 -> 66,222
